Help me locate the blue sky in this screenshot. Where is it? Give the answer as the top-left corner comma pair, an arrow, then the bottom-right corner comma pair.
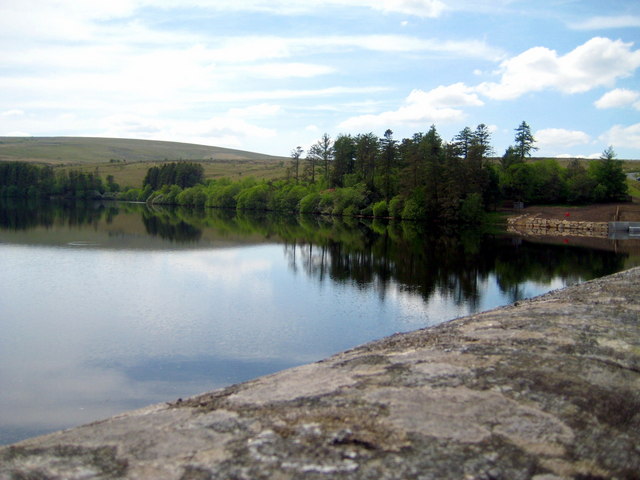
1,0 -> 639,158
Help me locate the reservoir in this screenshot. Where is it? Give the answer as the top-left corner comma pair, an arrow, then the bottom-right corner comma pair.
0,200 -> 633,445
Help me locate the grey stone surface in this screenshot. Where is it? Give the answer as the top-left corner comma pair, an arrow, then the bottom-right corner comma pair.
1,267 -> 639,479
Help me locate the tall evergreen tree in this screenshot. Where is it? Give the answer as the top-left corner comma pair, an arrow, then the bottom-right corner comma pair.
470,124 -> 493,162
354,133 -> 379,189
452,126 -> 473,159
307,133 -> 334,184
399,132 -> 425,191
513,121 -> 538,160
331,134 -> 355,187
421,125 -> 446,218
589,146 -> 628,202
379,129 -> 397,200
290,146 -> 304,183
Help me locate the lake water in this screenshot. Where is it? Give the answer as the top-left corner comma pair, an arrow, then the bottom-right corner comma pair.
0,200 -> 630,445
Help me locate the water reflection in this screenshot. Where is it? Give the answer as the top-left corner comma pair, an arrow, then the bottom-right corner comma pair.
142,208 -> 203,243
0,198 -> 630,306
0,199 -> 629,304
0,200 -> 631,445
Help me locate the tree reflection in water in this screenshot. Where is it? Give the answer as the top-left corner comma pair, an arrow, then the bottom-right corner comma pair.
0,199 -> 628,306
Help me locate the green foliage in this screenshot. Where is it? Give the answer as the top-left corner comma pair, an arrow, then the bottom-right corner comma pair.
235,183 -> 270,211
588,147 -> 628,202
206,178 -> 244,209
148,185 -> 183,204
269,183 -> 309,212
1,121 -> 618,223
331,134 -> 356,187
299,192 -> 322,214
143,162 -> 204,189
500,163 -> 533,202
459,193 -> 485,224
137,185 -> 153,202
527,159 -> 565,204
360,205 -> 373,217
342,204 -> 359,217
401,197 -> 426,220
118,187 -> 142,201
372,200 -> 388,218
122,122 -> 624,222
388,196 -> 404,218
513,121 -> 538,160
176,185 -> 207,207
0,161 -> 112,199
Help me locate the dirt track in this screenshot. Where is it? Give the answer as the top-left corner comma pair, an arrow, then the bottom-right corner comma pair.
513,203 -> 640,222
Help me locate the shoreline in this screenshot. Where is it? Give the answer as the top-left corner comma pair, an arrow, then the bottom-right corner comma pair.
2,267 -> 639,479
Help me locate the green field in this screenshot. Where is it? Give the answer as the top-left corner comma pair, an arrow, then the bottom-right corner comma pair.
0,136 -> 289,187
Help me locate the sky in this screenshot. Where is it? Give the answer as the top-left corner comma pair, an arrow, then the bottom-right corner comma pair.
1,0 -> 639,159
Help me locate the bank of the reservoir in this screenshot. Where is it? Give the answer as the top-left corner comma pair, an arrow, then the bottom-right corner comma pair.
1,267 -> 639,479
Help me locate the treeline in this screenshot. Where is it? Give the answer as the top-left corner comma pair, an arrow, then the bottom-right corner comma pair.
142,162 -> 204,190
124,122 -> 628,223
1,122 -> 629,221
0,161 -> 119,199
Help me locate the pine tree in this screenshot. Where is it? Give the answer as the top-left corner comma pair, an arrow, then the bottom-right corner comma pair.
514,121 -> 538,160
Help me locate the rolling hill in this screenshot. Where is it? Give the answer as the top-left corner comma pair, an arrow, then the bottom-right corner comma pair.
0,136 -> 286,164
0,136 -> 289,187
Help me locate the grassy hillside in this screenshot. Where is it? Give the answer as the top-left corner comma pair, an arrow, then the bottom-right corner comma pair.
0,136 -> 289,187
0,136 -> 287,164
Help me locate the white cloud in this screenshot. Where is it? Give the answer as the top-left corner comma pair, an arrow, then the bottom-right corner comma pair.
599,123 -> 640,150
535,128 -> 591,149
146,0 -> 447,18
201,86 -> 390,103
3,131 -> 31,137
0,0 -> 447,40
412,83 -> 484,108
227,104 -> 283,118
96,111 -> 278,149
1,109 -> 25,117
477,37 -> 640,100
267,35 -> 504,61
339,83 -> 483,130
594,88 -> 640,110
569,15 -> 640,30
0,0 -> 140,43
375,0 -> 447,18
241,63 -> 336,79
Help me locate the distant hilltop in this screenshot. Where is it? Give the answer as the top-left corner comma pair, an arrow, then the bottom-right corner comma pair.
0,136 -> 287,165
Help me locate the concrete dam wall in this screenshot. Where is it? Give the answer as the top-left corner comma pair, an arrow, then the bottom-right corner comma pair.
1,267 -> 639,479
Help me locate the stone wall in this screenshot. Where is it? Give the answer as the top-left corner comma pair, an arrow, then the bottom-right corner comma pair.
1,268 -> 639,479
507,214 -> 609,238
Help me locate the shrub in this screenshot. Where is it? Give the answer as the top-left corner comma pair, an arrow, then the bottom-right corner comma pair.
342,204 -> 359,217
318,192 -> 335,215
272,184 -> 308,212
372,200 -> 388,218
236,184 -> 269,211
208,183 -> 241,209
299,192 -> 322,214
329,187 -> 359,215
401,198 -> 426,220
388,196 -> 403,218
